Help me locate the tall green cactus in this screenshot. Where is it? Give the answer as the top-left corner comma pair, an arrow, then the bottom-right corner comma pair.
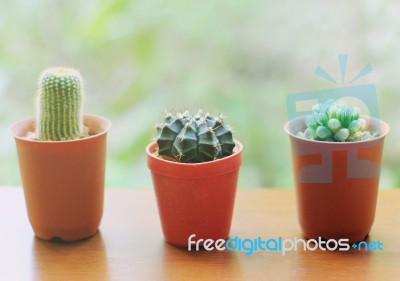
36,67 -> 84,141
156,110 -> 236,163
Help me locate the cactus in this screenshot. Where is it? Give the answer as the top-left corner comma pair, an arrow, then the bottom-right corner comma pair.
297,99 -> 378,142
36,67 -> 84,141
156,110 -> 236,163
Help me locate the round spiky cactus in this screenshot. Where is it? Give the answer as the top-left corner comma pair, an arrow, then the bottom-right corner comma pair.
36,67 -> 84,141
297,99 -> 379,142
156,110 -> 236,163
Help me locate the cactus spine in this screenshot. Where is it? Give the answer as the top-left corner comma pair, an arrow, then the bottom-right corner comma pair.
156,110 -> 236,163
36,67 -> 84,141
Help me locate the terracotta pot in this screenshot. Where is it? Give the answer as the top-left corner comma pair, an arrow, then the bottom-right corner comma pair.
146,141 -> 243,247
10,114 -> 111,242
284,117 -> 389,243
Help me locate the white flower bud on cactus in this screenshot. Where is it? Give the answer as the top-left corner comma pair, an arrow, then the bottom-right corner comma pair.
304,128 -> 317,139
334,128 -> 350,142
316,126 -> 332,139
327,118 -> 341,133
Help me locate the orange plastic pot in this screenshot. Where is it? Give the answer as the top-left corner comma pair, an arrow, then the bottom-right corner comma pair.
284,117 -> 389,243
146,141 -> 243,247
10,114 -> 111,242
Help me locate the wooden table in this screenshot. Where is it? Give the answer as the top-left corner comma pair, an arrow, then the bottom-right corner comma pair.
0,188 -> 399,281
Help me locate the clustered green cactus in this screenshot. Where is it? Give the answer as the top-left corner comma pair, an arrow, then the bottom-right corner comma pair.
297,99 -> 379,142
156,110 -> 236,163
36,67 -> 84,141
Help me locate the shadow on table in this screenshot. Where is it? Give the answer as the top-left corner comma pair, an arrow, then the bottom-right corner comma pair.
293,238 -> 377,281
32,231 -> 110,281
160,241 -> 245,281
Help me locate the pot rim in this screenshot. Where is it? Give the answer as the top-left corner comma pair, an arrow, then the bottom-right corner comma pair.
10,114 -> 112,143
146,140 -> 243,167
283,116 -> 390,145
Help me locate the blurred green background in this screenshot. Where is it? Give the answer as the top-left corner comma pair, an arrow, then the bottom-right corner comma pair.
0,0 -> 399,188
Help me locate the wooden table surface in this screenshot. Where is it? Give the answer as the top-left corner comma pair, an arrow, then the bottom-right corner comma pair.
0,188 -> 399,281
